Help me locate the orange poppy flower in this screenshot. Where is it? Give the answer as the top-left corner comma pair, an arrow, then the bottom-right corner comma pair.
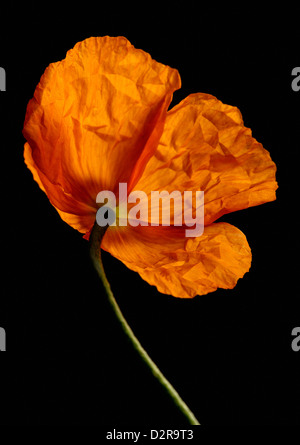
23,36 -> 278,298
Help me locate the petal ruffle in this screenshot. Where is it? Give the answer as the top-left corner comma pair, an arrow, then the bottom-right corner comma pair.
101,223 -> 252,298
23,36 -> 181,232
134,93 -> 278,225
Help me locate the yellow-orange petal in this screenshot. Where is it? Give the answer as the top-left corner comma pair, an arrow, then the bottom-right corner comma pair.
23,36 -> 181,231
101,223 -> 252,298
24,142 -> 96,233
134,93 -> 278,225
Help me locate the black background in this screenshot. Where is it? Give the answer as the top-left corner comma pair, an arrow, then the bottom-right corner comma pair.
0,3 -> 299,426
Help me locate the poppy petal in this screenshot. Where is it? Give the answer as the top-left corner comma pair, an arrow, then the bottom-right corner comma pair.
23,36 -> 181,232
101,223 -> 252,298
24,142 -> 96,232
134,93 -> 277,225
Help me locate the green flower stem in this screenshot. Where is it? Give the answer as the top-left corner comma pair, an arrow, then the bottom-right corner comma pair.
89,222 -> 200,425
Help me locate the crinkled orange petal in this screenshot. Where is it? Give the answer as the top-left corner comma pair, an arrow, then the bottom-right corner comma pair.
102,223 -> 252,298
134,93 -> 278,225
24,142 -> 96,232
23,36 -> 181,233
